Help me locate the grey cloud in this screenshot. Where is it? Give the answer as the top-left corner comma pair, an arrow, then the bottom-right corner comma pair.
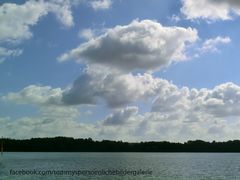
58,19 -> 198,72
103,106 -> 139,126
61,66 -> 169,107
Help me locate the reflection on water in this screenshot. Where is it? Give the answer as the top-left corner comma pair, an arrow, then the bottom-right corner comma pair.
0,153 -> 240,179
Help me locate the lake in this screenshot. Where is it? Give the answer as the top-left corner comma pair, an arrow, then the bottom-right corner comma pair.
0,153 -> 239,179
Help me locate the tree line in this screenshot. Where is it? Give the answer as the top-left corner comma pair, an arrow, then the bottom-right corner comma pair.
1,137 -> 240,152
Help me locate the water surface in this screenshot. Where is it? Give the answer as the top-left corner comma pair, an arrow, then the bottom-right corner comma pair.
0,153 -> 239,179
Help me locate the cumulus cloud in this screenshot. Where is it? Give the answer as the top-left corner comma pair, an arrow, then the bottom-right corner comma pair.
1,109 -> 239,142
1,104 -> 240,141
99,81 -> 240,141
4,0 -> 239,142
90,0 -> 112,10
3,66 -> 164,108
100,100 -> 240,141
0,0 -> 114,43
152,82 -> 240,119
44,0 -> 78,27
103,106 -> 139,125
61,65 -> 171,107
2,65 -> 170,108
0,0 -> 80,64
0,83 -> 98,139
58,19 -> 198,72
0,84 -> 95,138
4,67 -> 240,121
0,0 -> 113,63
1,65 -> 172,110
181,0 -> 240,20
0,105 -> 98,139
3,80 -> 240,141
0,0 -> 79,44
60,64 -> 240,122
0,0 -> 47,43
3,66 -> 240,141
2,85 -> 63,106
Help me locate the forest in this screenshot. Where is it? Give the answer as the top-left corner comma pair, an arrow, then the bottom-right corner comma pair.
1,137 -> 240,152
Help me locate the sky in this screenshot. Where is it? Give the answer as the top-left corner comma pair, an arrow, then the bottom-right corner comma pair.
1,0 -> 240,142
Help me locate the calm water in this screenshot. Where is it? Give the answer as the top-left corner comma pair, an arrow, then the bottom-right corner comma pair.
0,153 -> 240,179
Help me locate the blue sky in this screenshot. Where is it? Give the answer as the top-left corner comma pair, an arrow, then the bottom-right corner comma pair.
1,0 -> 240,141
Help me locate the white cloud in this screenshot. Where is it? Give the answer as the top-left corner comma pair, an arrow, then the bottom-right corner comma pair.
3,65 -> 240,141
99,104 -> 240,142
0,47 -> 23,63
90,0 -> 112,10
2,65 -> 163,108
58,19 -> 198,72
0,0 -> 79,44
0,0 -> 113,64
45,0 -> 76,27
170,15 -> 181,22
0,0 -> 114,43
2,66 -> 173,109
78,28 -> 95,40
2,85 -> 63,106
181,0 -> 240,21
199,36 -> 231,53
1,104 -> 240,141
0,105 -> 98,139
0,83 -> 98,139
99,81 -> 240,141
152,82 -> 240,119
1,110 -> 239,142
3,80 -> 240,141
4,68 -> 240,122
0,0 -> 47,43
0,0 -> 81,64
